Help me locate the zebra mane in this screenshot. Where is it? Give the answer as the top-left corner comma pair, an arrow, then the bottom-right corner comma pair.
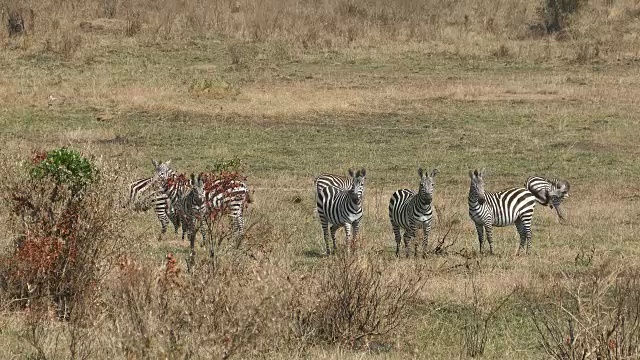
548,178 -> 570,193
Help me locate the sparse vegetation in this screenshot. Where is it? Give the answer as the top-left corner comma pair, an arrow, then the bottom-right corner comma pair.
0,0 -> 639,358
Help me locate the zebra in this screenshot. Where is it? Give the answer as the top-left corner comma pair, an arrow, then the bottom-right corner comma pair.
203,176 -> 252,246
389,168 -> 438,258
125,159 -> 174,209
316,168 -> 366,255
125,160 -> 178,240
468,169 -> 538,255
525,176 -> 570,220
315,168 -> 366,192
314,168 -> 367,217
177,173 -> 207,268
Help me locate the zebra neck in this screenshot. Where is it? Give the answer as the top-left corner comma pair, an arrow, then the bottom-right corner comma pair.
416,192 -> 432,209
468,190 -> 480,206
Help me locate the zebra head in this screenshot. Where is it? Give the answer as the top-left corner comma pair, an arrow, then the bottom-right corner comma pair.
151,159 -> 175,183
418,167 -> 438,204
190,173 -> 207,217
348,167 -> 367,187
348,168 -> 367,205
549,178 -> 570,220
469,168 -> 486,205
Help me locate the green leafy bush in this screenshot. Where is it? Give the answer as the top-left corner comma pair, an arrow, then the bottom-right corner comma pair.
28,147 -> 99,194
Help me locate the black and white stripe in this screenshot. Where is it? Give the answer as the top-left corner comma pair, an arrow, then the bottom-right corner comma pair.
468,169 -> 538,255
125,160 -> 177,240
177,174 -> 207,265
389,168 -> 438,257
205,177 -> 251,245
525,176 -> 570,220
314,169 -> 366,217
316,168 -> 366,255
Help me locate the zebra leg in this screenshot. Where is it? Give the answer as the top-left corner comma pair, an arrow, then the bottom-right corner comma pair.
170,209 -> 180,234
344,223 -> 354,254
351,220 -> 361,253
422,223 -> 431,258
514,219 -> 532,255
231,210 -> 244,247
485,224 -> 494,255
330,224 -> 340,253
157,213 -> 170,241
475,223 -> 485,254
199,219 -> 207,248
184,219 -> 196,272
321,221 -> 331,255
392,223 -> 402,257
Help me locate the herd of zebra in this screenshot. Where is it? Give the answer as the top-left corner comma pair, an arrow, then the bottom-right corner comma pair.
126,160 -> 570,261
315,167 -> 570,257
126,160 -> 251,263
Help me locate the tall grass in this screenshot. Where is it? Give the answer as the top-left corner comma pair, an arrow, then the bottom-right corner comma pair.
3,0 -> 640,61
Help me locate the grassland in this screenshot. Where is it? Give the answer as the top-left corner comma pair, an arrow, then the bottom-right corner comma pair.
2,0 -> 640,358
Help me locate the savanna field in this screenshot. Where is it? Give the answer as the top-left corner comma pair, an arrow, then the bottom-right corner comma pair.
1,0 -> 640,358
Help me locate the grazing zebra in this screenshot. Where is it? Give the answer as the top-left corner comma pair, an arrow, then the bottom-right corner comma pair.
468,169 -> 538,255
525,176 -> 570,220
177,174 -> 207,267
316,168 -> 366,255
389,168 -> 438,258
204,176 -> 252,246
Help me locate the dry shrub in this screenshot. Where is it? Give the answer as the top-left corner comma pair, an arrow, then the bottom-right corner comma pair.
292,254 -> 424,349
0,149 -> 131,358
106,252 -> 291,358
529,262 -> 640,359
0,149 -> 127,318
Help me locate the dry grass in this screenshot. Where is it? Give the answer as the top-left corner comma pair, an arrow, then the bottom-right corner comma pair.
1,0 -> 640,358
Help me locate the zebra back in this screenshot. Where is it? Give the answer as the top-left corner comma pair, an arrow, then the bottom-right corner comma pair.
469,169 -> 536,227
317,168 -> 366,226
389,167 -> 438,227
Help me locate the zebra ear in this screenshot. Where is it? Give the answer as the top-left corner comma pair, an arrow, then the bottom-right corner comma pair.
418,167 -> 424,178
166,160 -> 171,166
152,159 -> 158,167
430,168 -> 438,178
479,168 -> 485,177
190,173 -> 196,184
348,168 -> 355,177
360,168 -> 366,177
469,170 -> 475,178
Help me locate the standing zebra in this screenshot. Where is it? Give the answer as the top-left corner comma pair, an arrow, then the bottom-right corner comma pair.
389,168 -> 438,258
314,168 -> 367,216
525,176 -> 570,220
316,168 -> 366,255
315,168 -> 366,192
125,159 -> 174,208
468,169 -> 538,255
177,173 -> 207,268
204,176 -> 252,246
125,160 -> 178,240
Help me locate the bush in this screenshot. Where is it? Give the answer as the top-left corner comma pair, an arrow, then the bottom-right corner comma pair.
292,254 -> 424,349
28,147 -> 99,196
529,264 -> 640,359
538,0 -> 586,34
0,148 -> 124,322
